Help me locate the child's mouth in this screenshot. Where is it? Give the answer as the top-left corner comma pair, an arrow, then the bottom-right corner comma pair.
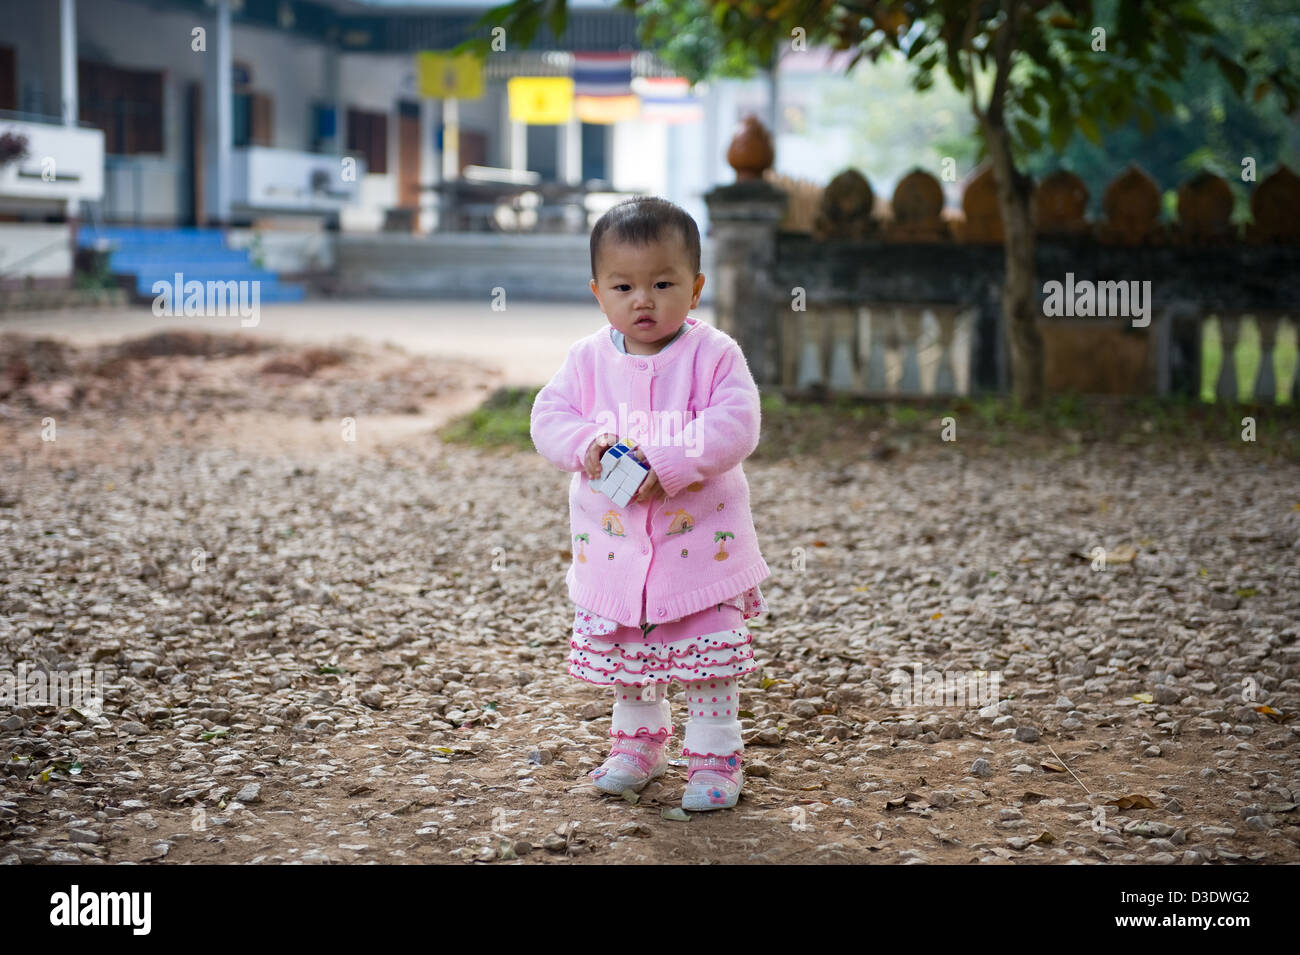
635,317 -> 655,327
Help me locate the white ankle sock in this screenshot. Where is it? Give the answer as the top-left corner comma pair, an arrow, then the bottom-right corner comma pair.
610,682 -> 671,742
682,677 -> 742,757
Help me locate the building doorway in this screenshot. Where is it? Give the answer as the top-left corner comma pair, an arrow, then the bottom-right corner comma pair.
525,123 -> 558,181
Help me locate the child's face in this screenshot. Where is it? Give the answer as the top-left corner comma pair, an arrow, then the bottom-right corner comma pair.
589,232 -> 705,355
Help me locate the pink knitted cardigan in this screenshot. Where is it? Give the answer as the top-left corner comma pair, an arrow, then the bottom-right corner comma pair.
530,317 -> 771,628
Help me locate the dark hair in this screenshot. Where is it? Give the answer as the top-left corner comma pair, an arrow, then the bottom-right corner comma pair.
589,196 -> 701,282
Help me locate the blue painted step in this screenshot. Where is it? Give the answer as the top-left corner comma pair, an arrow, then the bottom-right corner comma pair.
78,226 -> 306,303
109,250 -> 253,268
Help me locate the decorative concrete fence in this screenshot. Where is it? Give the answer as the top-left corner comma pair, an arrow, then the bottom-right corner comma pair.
705,126 -> 1300,404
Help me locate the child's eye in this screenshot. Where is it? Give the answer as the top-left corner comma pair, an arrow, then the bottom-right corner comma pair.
656,282 -> 672,289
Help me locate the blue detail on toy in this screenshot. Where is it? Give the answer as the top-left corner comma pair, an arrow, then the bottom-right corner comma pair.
592,439 -> 649,508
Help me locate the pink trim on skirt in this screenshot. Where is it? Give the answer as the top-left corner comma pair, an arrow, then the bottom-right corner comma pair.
568,602 -> 759,687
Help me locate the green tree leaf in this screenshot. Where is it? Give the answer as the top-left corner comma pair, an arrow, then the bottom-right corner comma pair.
1149,85 -> 1175,114
1015,118 -> 1043,151
1076,112 -> 1102,145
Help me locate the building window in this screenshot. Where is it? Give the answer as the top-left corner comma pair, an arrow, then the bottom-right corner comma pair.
347,108 -> 387,175
310,103 -> 336,153
234,91 -> 274,147
0,46 -> 16,113
78,60 -> 163,155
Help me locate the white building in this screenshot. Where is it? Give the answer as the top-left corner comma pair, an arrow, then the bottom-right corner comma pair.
0,0 -> 788,297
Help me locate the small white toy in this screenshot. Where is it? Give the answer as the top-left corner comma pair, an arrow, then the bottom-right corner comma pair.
593,438 -> 650,507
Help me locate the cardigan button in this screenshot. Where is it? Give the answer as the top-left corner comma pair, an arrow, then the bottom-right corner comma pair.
636,360 -> 647,369
641,544 -> 649,554
656,609 -> 665,617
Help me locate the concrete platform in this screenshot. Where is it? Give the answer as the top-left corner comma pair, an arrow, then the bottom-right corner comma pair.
0,298 -> 718,387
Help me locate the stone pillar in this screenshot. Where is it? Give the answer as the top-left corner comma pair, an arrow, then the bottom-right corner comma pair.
971,280 -> 1004,394
933,307 -> 958,395
327,46 -> 344,158
204,0 -> 233,227
59,0 -> 79,223
510,119 -> 527,172
827,305 -> 858,391
442,97 -> 460,181
327,43 -> 346,233
419,96 -> 437,233
1293,317 -> 1300,406
899,308 -> 923,393
1216,315 -> 1239,403
562,113 -> 581,185
865,307 -> 889,392
1255,314 -> 1278,403
1163,303 -> 1201,399
702,181 -> 786,388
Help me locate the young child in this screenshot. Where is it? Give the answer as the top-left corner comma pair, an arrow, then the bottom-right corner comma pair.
530,196 -> 770,811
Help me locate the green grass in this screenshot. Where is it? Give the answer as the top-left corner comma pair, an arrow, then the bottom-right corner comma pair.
437,385 -> 537,451
442,369 -> 1300,464
752,391 -> 1300,463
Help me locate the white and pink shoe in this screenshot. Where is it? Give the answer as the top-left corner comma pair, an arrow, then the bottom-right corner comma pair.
682,752 -> 743,810
589,735 -> 669,794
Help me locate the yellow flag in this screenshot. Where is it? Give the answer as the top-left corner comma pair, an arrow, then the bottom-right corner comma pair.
417,52 -> 483,100
509,77 -> 574,124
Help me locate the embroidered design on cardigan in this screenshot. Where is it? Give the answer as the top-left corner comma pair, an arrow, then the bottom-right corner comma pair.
664,509 -> 695,536
600,512 -> 625,537
713,530 -> 735,560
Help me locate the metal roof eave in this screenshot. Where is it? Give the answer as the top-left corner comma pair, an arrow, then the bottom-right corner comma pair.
139,0 -> 645,52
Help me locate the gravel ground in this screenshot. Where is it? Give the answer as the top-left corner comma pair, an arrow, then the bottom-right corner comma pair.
1,331 -> 1299,865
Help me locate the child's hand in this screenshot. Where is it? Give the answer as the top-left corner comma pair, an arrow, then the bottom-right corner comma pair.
584,433 -> 619,480
629,446 -> 662,503
633,467 -> 662,504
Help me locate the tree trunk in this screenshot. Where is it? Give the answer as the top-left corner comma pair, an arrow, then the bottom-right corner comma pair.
983,120 -> 1044,408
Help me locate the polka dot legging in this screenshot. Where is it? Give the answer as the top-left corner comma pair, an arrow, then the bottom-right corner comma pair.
685,676 -> 739,719
610,682 -> 672,744
681,676 -> 743,758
